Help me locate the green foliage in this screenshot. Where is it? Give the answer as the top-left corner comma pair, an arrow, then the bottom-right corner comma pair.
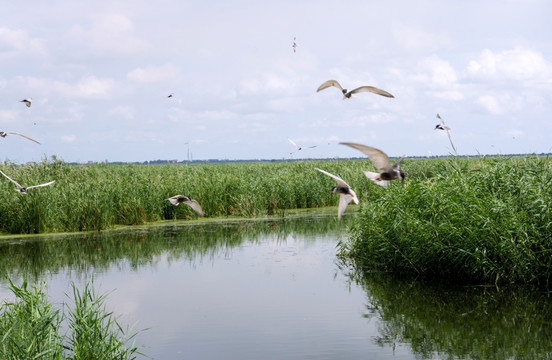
0,279 -> 143,360
0,159 -> 375,234
343,155 -> 552,286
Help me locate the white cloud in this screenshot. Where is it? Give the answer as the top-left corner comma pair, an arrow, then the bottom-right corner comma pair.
61,135 -> 77,143
476,93 -> 525,115
127,63 -> 177,83
392,24 -> 451,52
55,76 -> 116,99
467,48 -> 552,82
109,105 -> 135,120
413,55 -> 458,87
0,27 -> 44,56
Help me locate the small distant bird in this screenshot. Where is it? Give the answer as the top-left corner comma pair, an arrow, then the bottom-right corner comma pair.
167,93 -> 174,98
20,98 -> 32,107
435,113 -> 457,155
288,138 -> 316,152
340,142 -> 406,187
0,169 -> 55,194
166,195 -> 204,217
0,131 -> 41,144
315,168 -> 359,220
316,80 -> 394,99
292,37 -> 298,53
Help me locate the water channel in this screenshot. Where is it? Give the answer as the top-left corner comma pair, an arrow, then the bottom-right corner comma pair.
1,209 -> 552,359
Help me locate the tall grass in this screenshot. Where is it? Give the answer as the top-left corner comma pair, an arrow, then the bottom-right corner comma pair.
343,155 -> 552,286
0,279 -> 143,359
0,157 -> 378,234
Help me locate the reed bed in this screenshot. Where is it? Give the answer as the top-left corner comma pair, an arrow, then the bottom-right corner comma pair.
0,279 -> 142,359
0,158 -> 378,234
343,155 -> 552,286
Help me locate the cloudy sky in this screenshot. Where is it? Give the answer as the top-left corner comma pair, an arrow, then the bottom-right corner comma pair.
1,0 -> 551,163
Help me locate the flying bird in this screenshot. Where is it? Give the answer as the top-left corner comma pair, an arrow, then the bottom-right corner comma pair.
315,168 -> 359,220
316,80 -> 394,99
166,195 -> 204,217
0,131 -> 41,144
292,37 -> 298,53
435,113 -> 457,155
288,138 -> 316,152
167,93 -> 174,98
20,98 -> 32,107
0,169 -> 55,194
340,142 -> 406,187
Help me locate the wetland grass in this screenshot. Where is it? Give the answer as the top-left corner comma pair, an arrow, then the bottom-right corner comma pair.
0,279 -> 142,359
343,155 -> 552,286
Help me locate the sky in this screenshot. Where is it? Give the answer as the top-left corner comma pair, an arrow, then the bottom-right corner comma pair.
1,0 -> 551,163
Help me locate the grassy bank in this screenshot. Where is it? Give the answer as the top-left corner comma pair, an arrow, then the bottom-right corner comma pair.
0,279 -> 142,359
0,158 -> 378,234
342,155 -> 552,286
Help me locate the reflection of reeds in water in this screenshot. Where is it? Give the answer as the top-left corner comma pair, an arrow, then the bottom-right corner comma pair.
346,272 -> 552,360
0,210 -> 354,281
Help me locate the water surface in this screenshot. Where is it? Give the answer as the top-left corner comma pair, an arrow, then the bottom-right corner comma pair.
1,210 -> 552,359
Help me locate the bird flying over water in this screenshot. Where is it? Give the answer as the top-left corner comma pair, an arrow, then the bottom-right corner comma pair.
0,169 -> 55,194
435,113 -> 457,155
315,168 -> 359,220
316,80 -> 394,99
340,142 -> 405,187
166,195 -> 204,217
20,98 -> 32,107
0,131 -> 41,144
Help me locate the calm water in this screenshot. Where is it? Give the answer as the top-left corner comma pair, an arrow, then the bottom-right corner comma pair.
1,209 -> 552,359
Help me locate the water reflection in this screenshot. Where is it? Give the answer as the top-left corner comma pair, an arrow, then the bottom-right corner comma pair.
2,211 -> 552,359
349,271 -> 552,359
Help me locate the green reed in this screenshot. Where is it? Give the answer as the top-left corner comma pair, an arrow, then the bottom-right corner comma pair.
0,279 -> 142,359
342,155 -> 552,286
0,157 -> 378,234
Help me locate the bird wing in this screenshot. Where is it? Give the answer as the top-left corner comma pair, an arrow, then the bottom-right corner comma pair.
392,156 -> 407,170
0,169 -> 23,188
315,168 -> 351,188
349,86 -> 394,98
363,171 -> 388,187
337,193 -> 357,220
316,80 -> 344,92
166,195 -> 184,206
25,180 -> 55,190
288,138 -> 300,150
183,199 -> 204,217
339,142 -> 393,172
436,113 -> 451,130
7,132 -> 41,144
446,131 -> 457,154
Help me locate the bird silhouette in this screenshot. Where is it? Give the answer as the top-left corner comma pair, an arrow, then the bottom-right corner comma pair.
340,142 -> 405,187
0,169 -> 55,193
315,168 -> 359,219
0,131 -> 41,144
317,80 -> 394,99
166,195 -> 204,217
20,98 -> 32,107
435,113 -> 457,155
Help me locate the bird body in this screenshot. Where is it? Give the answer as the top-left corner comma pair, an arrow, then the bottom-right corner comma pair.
0,169 -> 55,193
435,113 -> 457,154
20,98 -> 32,107
166,195 -> 204,217
339,142 -> 405,186
316,80 -> 394,99
0,131 -> 41,144
292,37 -> 297,53
315,168 -> 359,219
288,138 -> 316,152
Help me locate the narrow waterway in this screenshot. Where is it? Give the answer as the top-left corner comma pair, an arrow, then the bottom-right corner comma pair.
1,210 -> 551,359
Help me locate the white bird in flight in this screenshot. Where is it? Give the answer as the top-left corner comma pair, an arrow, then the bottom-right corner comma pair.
316,80 -> 394,99
166,195 -> 204,217
0,169 -> 55,194
0,131 -> 41,144
288,138 -> 316,152
315,168 -> 359,220
435,113 -> 457,155
340,142 -> 406,187
20,98 -> 32,107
